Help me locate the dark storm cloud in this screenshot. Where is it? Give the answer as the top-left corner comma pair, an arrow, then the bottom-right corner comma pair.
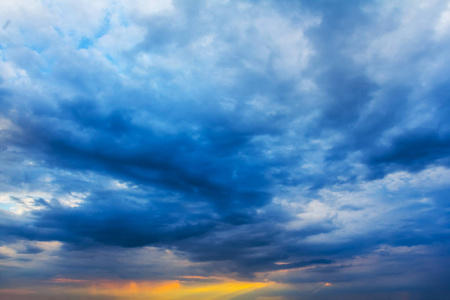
7,92 -> 273,208
367,129 -> 450,176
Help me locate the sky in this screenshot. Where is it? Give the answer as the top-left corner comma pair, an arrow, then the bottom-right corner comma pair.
0,0 -> 450,299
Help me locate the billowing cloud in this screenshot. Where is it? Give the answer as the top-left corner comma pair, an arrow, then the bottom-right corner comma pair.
1,0 -> 450,299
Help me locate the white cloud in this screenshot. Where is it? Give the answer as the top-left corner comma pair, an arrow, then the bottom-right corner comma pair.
435,2 -> 450,39
274,165 -> 450,245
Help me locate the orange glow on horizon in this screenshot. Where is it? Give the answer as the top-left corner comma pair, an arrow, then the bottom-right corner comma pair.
28,277 -> 273,300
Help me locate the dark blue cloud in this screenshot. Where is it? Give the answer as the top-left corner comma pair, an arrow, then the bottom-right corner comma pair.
367,129 -> 450,175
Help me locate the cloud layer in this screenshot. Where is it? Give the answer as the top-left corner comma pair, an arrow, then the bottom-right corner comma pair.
1,0 -> 450,299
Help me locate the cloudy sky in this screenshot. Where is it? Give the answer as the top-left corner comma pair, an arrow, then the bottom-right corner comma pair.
1,0 -> 450,299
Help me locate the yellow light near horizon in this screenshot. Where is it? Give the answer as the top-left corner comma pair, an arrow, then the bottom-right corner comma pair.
80,278 -> 271,300
0,277 -> 273,299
